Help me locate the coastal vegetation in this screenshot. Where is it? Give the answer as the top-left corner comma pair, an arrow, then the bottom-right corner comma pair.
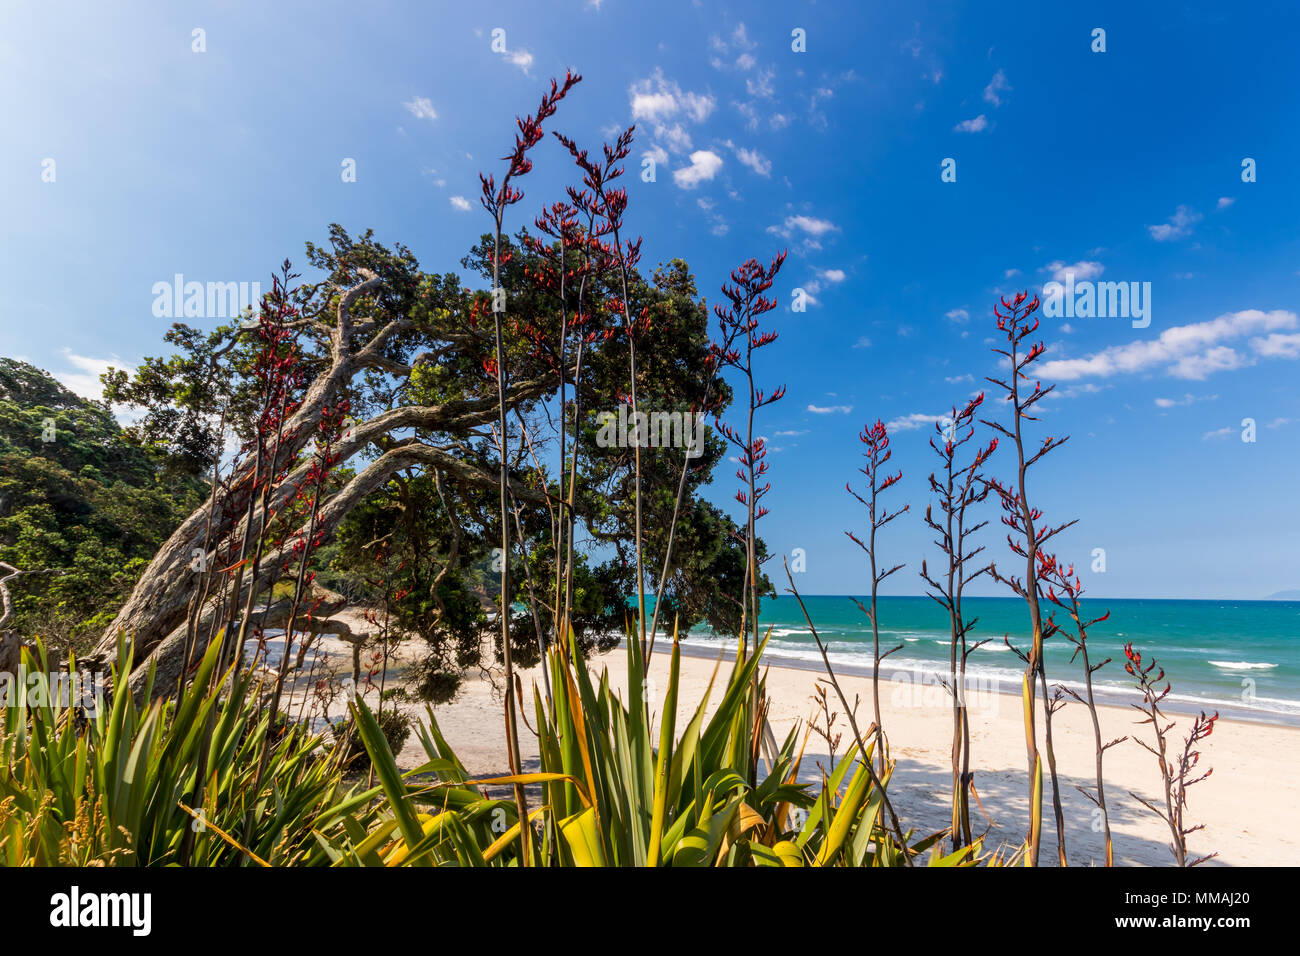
0,73 -> 1218,867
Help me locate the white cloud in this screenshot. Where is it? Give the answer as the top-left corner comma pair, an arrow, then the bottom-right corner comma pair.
696,197 -> 728,235
658,123 -> 693,153
945,374 -> 974,384
712,22 -> 758,69
1148,205 -> 1202,241
1004,268 -> 1021,278
819,268 -> 847,283
886,412 -> 944,432
732,101 -> 759,130
673,150 -> 723,189
775,429 -> 808,436
1169,346 -> 1249,379
768,215 -> 839,238
953,114 -> 988,133
983,69 -> 1010,106
852,336 -> 871,349
630,70 -> 716,156
767,214 -> 840,254
632,90 -> 679,121
56,352 -> 120,401
1251,332 -> 1300,358
1154,393 -> 1214,408
502,48 -> 534,74
630,69 -> 715,124
807,403 -> 853,414
1039,309 -> 1298,381
945,308 -> 970,323
1057,382 -> 1108,398
403,97 -> 437,121
735,146 -> 771,176
449,195 -> 472,211
644,145 -> 669,168
1043,259 -> 1104,282
1217,196 -> 1235,210
746,68 -> 775,98
1202,426 -> 1235,440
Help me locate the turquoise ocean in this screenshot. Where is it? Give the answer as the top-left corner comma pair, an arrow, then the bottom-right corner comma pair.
673,596 -> 1300,723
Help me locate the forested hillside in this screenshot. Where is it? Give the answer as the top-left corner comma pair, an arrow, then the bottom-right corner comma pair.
0,358 -> 202,648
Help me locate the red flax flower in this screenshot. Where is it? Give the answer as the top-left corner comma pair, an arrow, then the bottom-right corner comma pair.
553,122 -> 671,655
475,74 -> 581,869
845,418 -> 910,769
479,72 -> 581,217
981,289 -> 1077,867
917,391 -> 998,852
1039,547 -> 1125,864
710,251 -> 788,659
1123,642 -> 1220,866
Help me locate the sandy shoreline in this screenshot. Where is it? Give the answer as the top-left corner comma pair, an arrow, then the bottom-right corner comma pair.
394,639 -> 1297,867
669,639 -> 1300,730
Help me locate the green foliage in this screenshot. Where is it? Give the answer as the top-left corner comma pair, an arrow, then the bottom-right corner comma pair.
323,470 -> 488,689
0,359 -> 202,649
330,701 -> 413,774
0,630 -> 982,867
0,638 -> 376,866
335,627 -> 970,867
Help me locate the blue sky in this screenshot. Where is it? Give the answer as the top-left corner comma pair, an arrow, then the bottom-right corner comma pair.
3,1 -> 1298,599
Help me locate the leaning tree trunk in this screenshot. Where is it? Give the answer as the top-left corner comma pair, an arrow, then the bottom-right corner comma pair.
120,584 -> 354,702
94,435 -> 551,687
92,273 -> 383,661
92,273 -> 559,680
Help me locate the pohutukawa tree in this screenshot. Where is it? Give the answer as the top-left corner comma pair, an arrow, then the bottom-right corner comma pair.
90,229 -> 561,690
90,75 -> 755,711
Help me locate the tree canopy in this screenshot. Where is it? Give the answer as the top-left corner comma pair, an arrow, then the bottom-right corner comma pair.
25,225 -> 771,699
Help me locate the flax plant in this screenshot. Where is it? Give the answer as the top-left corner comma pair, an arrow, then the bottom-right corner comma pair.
476,72 -> 581,865
1123,644 -> 1220,866
710,254 -> 788,661
845,420 -> 909,772
783,558 -> 916,863
1037,551 -> 1126,865
982,291 -> 1076,866
0,639 -> 373,866
919,394 -> 997,852
339,615 -> 966,867
551,126 -> 654,656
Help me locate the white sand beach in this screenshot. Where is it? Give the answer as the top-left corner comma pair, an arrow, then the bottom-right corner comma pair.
392,641 -> 1297,867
